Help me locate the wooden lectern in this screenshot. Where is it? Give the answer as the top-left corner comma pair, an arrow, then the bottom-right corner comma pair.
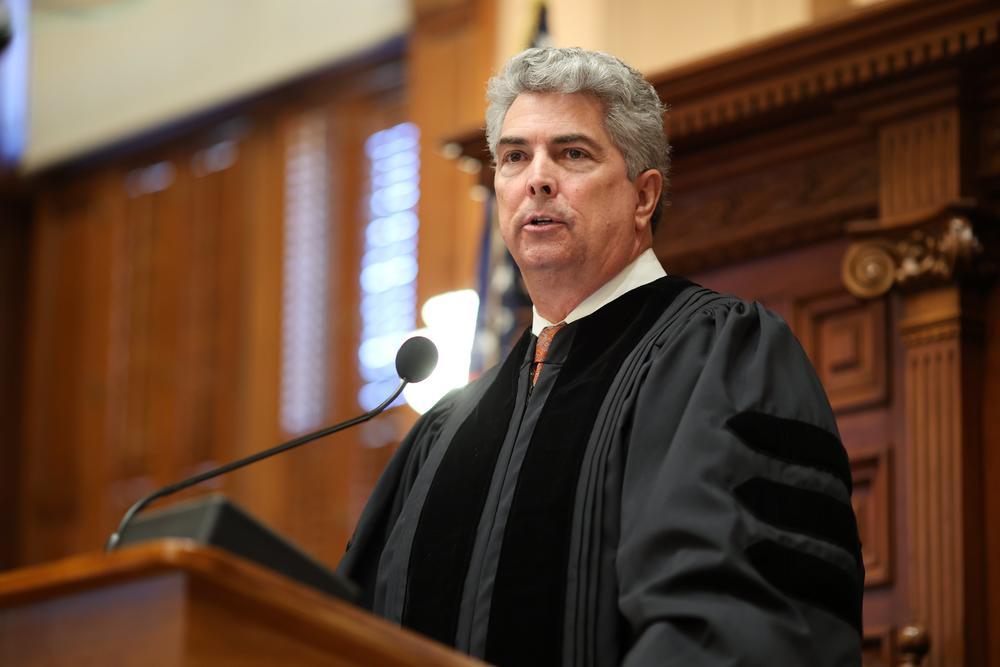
0,539 -> 484,666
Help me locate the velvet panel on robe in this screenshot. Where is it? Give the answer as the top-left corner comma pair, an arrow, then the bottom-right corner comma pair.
337,278 -> 864,667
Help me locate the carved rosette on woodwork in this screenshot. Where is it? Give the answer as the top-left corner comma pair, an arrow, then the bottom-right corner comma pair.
841,205 -> 994,299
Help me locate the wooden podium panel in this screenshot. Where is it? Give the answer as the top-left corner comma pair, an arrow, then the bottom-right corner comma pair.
0,539 -> 484,666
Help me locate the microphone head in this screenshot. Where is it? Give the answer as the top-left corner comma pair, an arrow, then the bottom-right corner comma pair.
396,336 -> 438,383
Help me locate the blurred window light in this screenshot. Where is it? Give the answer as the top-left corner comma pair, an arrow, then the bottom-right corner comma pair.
403,289 -> 480,415
125,161 -> 176,198
280,111 -> 331,434
191,140 -> 238,177
0,0 -> 28,164
358,122 -> 420,410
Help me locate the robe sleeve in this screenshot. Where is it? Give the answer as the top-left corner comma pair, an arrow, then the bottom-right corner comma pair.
336,392 -> 457,608
617,298 -> 863,666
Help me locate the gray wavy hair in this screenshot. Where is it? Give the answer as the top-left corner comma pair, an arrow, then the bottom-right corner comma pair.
486,47 -> 670,228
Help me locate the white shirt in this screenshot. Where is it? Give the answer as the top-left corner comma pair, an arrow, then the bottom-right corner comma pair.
531,248 -> 667,335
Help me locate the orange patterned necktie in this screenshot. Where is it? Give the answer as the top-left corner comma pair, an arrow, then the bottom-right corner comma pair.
532,322 -> 566,386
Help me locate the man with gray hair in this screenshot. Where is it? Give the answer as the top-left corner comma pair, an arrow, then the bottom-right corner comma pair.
339,47 -> 863,666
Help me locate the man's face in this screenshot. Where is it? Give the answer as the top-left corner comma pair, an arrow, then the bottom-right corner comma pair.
494,91 -> 650,286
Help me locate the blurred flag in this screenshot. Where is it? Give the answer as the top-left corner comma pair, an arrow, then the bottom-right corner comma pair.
529,1 -> 552,48
469,2 -> 551,376
470,196 -> 532,376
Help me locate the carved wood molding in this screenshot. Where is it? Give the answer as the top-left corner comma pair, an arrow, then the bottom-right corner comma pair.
841,203 -> 996,299
658,138 -> 878,275
651,0 -> 1000,142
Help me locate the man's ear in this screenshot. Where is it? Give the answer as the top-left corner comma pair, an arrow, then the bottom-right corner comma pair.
633,169 -> 662,232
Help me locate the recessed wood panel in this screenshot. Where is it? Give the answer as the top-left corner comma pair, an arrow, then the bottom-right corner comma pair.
851,446 -> 892,587
795,292 -> 888,413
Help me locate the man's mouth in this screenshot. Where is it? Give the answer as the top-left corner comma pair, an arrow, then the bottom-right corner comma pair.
528,216 -> 558,226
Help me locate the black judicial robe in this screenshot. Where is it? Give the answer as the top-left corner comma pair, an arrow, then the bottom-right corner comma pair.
338,277 -> 864,667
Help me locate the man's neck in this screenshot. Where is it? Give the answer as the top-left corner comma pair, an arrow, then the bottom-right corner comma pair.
527,246 -> 648,323
529,286 -> 589,325
530,248 -> 666,334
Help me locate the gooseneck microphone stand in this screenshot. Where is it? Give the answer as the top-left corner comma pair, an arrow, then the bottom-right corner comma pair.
105,335 -> 438,552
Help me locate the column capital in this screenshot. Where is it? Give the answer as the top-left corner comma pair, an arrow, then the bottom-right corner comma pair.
841,202 -> 997,299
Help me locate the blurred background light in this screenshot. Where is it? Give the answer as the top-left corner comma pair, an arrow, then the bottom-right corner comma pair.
403,289 -> 479,415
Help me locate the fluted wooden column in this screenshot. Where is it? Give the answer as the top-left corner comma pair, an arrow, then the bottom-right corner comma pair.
898,285 -> 986,667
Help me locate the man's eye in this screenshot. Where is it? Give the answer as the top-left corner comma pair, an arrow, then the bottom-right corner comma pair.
566,148 -> 587,159
504,151 -> 525,163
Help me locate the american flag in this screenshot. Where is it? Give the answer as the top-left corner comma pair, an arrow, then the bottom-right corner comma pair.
469,3 -> 551,376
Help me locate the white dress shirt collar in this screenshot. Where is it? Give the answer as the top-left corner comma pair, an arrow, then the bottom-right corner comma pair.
531,248 -> 667,335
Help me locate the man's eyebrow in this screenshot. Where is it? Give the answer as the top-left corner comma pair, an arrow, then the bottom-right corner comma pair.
496,134 -> 604,151
552,133 -> 602,150
497,136 -> 527,146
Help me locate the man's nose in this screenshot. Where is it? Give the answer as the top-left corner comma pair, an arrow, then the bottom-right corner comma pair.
527,157 -> 556,197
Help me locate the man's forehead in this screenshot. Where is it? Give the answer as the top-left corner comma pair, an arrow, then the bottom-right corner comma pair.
499,91 -> 610,142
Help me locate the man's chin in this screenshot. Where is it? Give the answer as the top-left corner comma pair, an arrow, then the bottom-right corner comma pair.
514,253 -> 575,277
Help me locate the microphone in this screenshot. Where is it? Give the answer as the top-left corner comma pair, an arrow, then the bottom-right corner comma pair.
105,335 -> 439,552
395,334 -> 437,382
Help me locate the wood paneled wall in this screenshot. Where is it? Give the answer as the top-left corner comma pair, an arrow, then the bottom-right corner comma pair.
411,0 -> 497,304
0,198 -> 30,570
8,51 -> 421,569
6,0 -> 499,572
20,118 -> 288,564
